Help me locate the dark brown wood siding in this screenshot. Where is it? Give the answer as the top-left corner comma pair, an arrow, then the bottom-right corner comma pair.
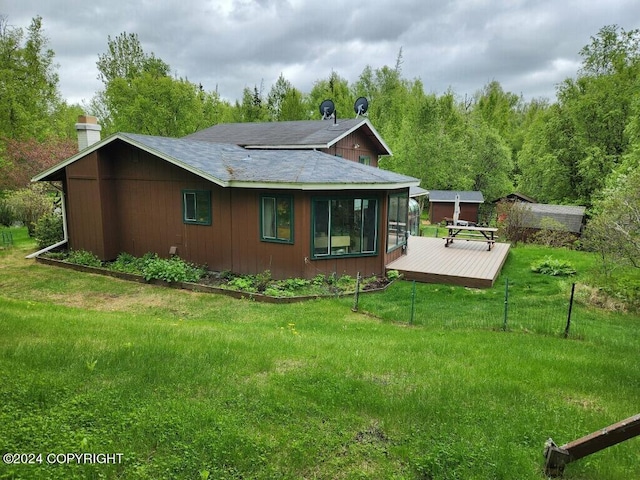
62,141 -> 405,279
65,152 -> 109,258
319,130 -> 381,167
430,202 -> 480,224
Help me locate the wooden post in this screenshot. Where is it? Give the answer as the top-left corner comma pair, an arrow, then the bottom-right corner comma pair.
544,413 -> 640,476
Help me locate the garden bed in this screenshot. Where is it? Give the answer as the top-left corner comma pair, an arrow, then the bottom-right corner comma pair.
35,253 -> 396,304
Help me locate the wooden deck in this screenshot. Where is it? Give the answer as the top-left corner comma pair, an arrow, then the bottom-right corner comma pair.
386,236 -> 510,288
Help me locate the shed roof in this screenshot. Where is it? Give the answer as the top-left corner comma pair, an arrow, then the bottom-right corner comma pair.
428,190 -> 485,203
525,204 -> 586,233
185,118 -> 392,155
33,132 -> 418,191
410,186 -> 428,198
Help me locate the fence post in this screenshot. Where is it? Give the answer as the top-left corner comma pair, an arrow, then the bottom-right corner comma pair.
503,278 -> 509,331
352,272 -> 361,312
410,280 -> 416,325
564,283 -> 576,338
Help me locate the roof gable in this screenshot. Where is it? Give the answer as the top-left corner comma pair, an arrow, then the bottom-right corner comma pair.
33,132 -> 417,191
184,118 -> 392,155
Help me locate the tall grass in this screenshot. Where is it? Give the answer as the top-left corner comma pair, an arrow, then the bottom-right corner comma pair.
0,229 -> 639,479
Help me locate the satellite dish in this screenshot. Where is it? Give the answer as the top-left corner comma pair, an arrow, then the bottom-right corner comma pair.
319,99 -> 335,120
354,97 -> 369,117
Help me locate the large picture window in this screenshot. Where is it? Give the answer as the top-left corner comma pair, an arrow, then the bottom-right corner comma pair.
261,195 -> 293,243
312,197 -> 378,257
182,190 -> 211,225
387,192 -> 408,251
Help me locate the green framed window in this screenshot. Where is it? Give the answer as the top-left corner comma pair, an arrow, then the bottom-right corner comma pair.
387,192 -> 409,252
182,190 -> 211,225
312,196 -> 378,258
358,155 -> 371,166
261,195 -> 293,243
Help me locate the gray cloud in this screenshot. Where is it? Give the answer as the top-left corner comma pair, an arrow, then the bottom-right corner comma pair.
3,0 -> 640,106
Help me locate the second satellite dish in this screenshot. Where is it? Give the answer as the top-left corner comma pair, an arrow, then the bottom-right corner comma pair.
319,99 -> 335,120
354,97 -> 369,117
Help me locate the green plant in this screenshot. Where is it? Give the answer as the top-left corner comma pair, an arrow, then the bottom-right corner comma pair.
66,249 -> 102,267
530,256 -> 576,276
386,269 -> 400,280
34,212 -> 63,249
227,276 -> 257,292
312,274 -> 326,286
109,252 -> 153,275
142,256 -> 205,283
4,184 -> 53,236
0,196 -> 15,226
254,270 -> 272,293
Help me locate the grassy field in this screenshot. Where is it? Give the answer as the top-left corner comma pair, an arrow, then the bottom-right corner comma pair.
0,228 -> 639,479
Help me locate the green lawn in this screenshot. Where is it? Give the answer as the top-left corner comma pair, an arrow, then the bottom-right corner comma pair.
1,228 -> 639,479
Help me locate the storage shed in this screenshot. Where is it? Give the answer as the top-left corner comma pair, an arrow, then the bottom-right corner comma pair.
428,190 -> 484,224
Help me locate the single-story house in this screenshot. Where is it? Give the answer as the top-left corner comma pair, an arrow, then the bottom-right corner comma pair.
32,116 -> 420,280
427,190 -> 485,224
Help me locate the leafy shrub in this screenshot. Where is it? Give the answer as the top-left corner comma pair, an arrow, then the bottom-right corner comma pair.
109,252 -> 156,275
0,197 -> 14,226
312,274 -> 326,286
5,184 -> 53,236
34,212 -> 63,249
228,276 -> 257,292
254,270 -> 272,293
67,249 -> 102,267
142,256 -> 205,283
530,257 -> 576,276
387,270 -> 400,280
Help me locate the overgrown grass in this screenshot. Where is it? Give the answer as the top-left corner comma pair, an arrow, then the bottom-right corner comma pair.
1,228 -> 639,479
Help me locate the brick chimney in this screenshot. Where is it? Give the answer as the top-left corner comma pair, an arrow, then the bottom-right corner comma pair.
75,115 -> 101,151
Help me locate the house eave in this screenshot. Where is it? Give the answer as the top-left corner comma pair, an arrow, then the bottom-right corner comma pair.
31,133 -> 231,188
228,180 -> 420,191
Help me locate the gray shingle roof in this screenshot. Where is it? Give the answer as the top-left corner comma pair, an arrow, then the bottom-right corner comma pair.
525,204 -> 586,233
33,132 -> 417,190
428,190 -> 485,203
184,118 -> 392,154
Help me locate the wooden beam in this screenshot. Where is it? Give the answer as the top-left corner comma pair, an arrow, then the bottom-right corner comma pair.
544,413 -> 640,476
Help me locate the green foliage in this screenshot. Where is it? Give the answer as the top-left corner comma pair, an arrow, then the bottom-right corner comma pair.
33,212 -> 63,249
141,255 -> 206,283
530,256 -> 576,276
386,269 -> 400,280
66,249 -> 102,267
228,276 -> 257,293
108,251 -> 156,274
584,165 -> 640,269
4,184 -> 54,236
0,196 -> 15,226
0,16 -> 65,141
91,31 -> 233,136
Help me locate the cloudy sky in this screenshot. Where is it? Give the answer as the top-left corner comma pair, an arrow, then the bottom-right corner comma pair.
3,0 -> 640,107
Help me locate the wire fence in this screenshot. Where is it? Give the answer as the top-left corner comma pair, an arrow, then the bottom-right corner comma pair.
354,278 -> 582,339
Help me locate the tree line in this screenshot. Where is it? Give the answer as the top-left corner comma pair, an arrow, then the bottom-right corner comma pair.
1,16 -> 638,271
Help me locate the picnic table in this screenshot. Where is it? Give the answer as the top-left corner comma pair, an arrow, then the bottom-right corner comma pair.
444,225 -> 498,251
